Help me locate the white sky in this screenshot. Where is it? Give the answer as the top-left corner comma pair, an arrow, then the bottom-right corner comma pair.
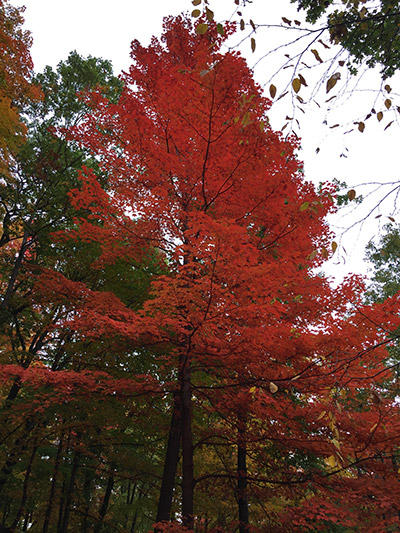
19,0 -> 400,283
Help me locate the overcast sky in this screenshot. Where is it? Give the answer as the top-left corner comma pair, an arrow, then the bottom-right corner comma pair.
19,0 -> 400,283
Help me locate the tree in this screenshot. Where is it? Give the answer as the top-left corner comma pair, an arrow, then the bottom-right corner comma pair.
38,16 -> 400,531
0,0 -> 40,176
0,51 -> 164,532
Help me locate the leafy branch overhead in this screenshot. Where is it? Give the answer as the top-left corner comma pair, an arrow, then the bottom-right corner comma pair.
190,0 -> 400,141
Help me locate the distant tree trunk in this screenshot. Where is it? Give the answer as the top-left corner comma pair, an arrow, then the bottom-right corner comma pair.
56,479 -> 66,533
237,419 -> 249,533
10,443 -> 37,531
181,358 -> 194,530
43,433 -> 64,533
82,465 -> 94,533
93,468 -> 114,533
59,448 -> 80,533
155,392 -> 182,524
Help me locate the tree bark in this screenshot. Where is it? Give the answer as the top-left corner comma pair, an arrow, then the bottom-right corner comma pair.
237,422 -> 249,533
42,433 -> 64,533
155,392 -> 182,524
181,359 -> 194,530
10,443 -> 37,531
59,448 -> 80,533
93,469 -> 114,533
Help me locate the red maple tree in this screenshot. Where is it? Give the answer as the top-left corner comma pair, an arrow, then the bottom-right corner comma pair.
32,16 -> 400,531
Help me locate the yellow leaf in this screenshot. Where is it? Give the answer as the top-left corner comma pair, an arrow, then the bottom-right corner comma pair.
325,455 -> 336,468
269,382 -> 278,394
317,410 -> 326,421
195,23 -> 208,35
332,438 -> 341,449
269,84 -> 277,99
299,201 -> 309,211
369,422 -> 378,433
292,78 -> 301,93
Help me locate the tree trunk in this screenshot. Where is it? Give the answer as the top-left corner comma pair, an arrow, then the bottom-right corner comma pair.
42,433 -> 64,533
93,469 -> 114,533
155,392 -> 182,524
181,359 -> 194,530
10,443 -> 37,531
59,448 -> 80,533
237,423 -> 249,533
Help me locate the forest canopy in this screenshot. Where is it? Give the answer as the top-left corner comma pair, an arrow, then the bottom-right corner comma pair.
1,2 -> 400,532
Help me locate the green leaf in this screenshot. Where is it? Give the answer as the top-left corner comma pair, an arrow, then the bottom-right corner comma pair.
216,23 -> 224,35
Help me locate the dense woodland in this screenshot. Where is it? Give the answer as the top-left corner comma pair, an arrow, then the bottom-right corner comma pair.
2,1 -> 400,531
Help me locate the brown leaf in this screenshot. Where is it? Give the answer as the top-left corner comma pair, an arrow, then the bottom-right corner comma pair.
385,98 -> 392,109
358,121 -> 365,132
385,84 -> 392,93
205,7 -> 214,21
192,0 -> 201,4
292,78 -> 301,93
269,84 -> 277,99
347,189 -> 356,201
384,120 -> 394,131
250,19 -> 256,31
298,73 -> 308,86
331,241 -> 338,253
326,73 -> 341,93
282,17 -> 291,25
311,49 -> 323,63
276,90 -> 288,101
191,9 -> 201,17
269,382 -> 278,393
240,19 -> 245,31
251,37 -> 256,53
377,111 -> 383,121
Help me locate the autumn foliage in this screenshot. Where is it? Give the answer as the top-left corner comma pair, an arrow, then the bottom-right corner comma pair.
1,13 -> 400,533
